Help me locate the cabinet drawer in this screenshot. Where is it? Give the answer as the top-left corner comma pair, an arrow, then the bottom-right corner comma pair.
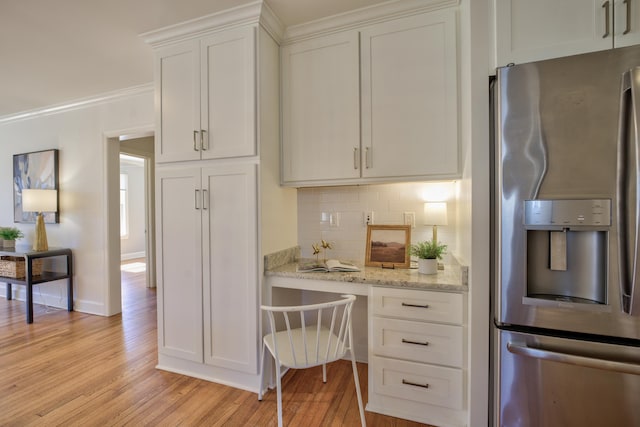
371,287 -> 463,324
372,317 -> 463,368
371,356 -> 463,410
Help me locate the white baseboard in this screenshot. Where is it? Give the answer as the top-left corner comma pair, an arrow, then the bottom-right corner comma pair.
0,283 -> 106,316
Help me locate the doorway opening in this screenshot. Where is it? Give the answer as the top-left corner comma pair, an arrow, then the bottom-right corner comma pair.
105,128 -> 155,316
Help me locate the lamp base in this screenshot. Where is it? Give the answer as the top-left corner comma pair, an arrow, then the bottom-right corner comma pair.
33,213 -> 49,251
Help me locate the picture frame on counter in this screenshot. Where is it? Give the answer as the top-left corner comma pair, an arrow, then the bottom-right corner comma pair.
365,224 -> 411,269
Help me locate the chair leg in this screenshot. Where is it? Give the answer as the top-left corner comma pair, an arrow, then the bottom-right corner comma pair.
275,359 -> 284,427
350,352 -> 366,427
322,363 -> 327,383
258,340 -> 266,401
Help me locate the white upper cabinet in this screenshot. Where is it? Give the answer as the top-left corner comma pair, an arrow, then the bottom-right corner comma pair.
156,41 -> 201,163
613,0 -> 640,47
494,0 -> 640,67
155,26 -> 256,163
200,28 -> 256,160
281,32 -> 360,183
281,7 -> 460,187
361,10 -> 458,180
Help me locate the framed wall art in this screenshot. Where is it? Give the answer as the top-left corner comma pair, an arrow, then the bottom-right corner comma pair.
13,149 -> 60,224
365,224 -> 411,268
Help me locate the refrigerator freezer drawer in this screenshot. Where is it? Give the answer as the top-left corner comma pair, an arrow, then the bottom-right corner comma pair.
496,329 -> 640,427
372,317 -> 463,367
371,355 -> 463,410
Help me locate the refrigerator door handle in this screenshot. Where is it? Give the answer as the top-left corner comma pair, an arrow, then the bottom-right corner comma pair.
507,342 -> 640,376
616,68 -> 640,315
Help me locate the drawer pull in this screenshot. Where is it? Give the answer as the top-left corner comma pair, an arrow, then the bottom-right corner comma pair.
402,338 -> 429,346
402,302 -> 429,309
402,379 -> 429,389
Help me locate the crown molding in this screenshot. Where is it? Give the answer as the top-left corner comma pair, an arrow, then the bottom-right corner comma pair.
141,1 -> 265,47
0,84 -> 153,125
259,1 -> 285,43
283,0 -> 459,44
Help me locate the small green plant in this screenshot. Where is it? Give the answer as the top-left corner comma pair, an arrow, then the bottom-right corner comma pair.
0,227 -> 24,241
410,240 -> 447,260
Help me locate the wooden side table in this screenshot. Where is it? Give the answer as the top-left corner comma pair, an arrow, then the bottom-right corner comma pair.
0,247 -> 73,323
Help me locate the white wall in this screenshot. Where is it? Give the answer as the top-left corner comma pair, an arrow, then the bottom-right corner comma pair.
259,27 -> 298,256
0,87 -> 154,315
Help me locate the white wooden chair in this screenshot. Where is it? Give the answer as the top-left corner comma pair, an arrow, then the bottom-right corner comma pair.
258,294 -> 366,427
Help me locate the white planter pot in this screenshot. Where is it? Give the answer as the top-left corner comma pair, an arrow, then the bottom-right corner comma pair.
418,258 -> 437,275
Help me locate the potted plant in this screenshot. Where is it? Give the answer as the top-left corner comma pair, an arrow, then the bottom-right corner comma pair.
0,227 -> 24,249
410,240 -> 447,274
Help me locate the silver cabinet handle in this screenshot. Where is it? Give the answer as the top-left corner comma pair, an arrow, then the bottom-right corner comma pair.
365,147 -> 371,169
195,189 -> 200,209
203,189 -> 208,210
193,131 -> 199,151
507,342 -> 640,375
353,147 -> 359,170
402,379 -> 429,389
201,129 -> 207,151
624,0 -> 632,35
402,302 -> 429,309
603,1 -> 611,38
402,338 -> 429,346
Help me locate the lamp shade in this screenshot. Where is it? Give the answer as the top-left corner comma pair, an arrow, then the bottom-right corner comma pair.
22,189 -> 58,213
424,202 -> 447,226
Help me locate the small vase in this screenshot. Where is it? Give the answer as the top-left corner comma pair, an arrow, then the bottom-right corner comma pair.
418,258 -> 437,275
3,239 -> 15,249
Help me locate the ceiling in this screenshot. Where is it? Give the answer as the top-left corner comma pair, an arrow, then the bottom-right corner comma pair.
0,0 -> 388,118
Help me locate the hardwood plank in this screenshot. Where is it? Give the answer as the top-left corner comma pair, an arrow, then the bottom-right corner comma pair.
0,265 -> 432,426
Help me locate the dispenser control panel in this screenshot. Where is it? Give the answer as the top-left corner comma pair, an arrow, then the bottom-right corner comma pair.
524,199 -> 611,226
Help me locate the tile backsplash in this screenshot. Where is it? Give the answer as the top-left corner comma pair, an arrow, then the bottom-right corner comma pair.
297,182 -> 458,263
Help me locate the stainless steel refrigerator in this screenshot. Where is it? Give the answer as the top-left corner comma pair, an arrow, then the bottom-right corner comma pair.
491,45 -> 640,426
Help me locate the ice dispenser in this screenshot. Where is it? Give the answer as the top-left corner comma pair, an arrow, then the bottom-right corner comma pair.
524,199 -> 611,305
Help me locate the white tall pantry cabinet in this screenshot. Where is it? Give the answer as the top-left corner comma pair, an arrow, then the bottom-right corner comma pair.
144,4 -> 294,391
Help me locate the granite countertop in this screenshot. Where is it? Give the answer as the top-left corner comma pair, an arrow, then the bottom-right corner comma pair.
264,247 -> 469,293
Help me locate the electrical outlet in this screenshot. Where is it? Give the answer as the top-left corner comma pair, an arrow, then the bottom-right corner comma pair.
329,212 -> 340,227
404,212 -> 416,228
364,211 -> 374,226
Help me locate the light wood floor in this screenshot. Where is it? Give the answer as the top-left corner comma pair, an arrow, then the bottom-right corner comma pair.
0,261 -> 430,426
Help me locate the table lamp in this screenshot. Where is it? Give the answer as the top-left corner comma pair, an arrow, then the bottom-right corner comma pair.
424,201 -> 448,243
22,189 -> 58,251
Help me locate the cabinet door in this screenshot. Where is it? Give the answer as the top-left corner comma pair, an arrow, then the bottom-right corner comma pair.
614,0 -> 640,47
156,167 -> 203,362
494,0 -> 613,67
155,41 -> 201,163
202,163 -> 258,373
200,27 -> 257,159
361,10 -> 459,180
281,31 -> 360,183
